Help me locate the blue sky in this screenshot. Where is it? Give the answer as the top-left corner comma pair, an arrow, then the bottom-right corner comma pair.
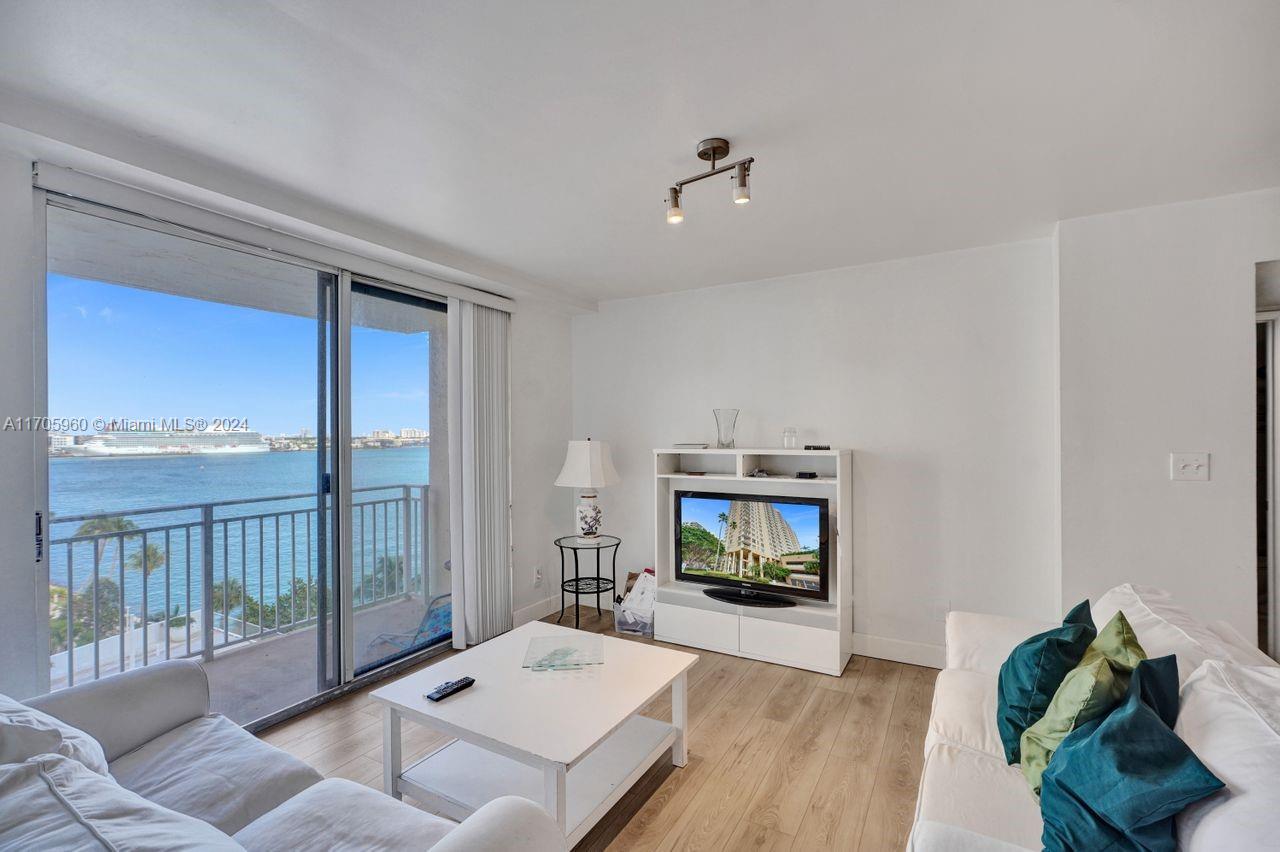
679,495 -> 821,551
48,274 -> 432,436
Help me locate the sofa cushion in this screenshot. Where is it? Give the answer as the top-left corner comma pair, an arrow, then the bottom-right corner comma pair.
1040,656 -> 1221,851
996,600 -> 1096,764
110,713 -> 321,835
1092,584 -> 1264,683
234,778 -> 455,851
0,752 -> 241,851
25,659 -> 211,764
432,795 -> 568,852
924,669 -> 1003,758
2,692 -> 109,775
945,611 -> 1059,676
1175,661 -> 1280,850
1204,619 -> 1278,667
1020,611 -> 1146,795
913,742 -> 1042,851
908,820 -> 1036,852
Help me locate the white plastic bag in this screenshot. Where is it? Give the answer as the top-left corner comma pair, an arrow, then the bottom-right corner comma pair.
615,569 -> 656,636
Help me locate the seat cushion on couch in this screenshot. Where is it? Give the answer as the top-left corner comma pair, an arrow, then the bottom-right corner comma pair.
909,820 -> 1038,852
1175,661 -> 1280,850
924,669 -> 1003,758
110,713 -> 321,835
2,692 -> 109,775
1092,584 -> 1265,683
0,753 -> 241,851
910,743 -> 1041,851
233,778 -> 455,852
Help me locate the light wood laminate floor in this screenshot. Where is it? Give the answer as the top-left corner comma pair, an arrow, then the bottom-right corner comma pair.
259,606 -> 938,851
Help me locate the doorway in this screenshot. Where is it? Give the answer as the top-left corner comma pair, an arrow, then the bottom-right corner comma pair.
1258,318 -> 1272,657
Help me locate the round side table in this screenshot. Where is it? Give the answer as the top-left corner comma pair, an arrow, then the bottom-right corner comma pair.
553,534 -> 621,629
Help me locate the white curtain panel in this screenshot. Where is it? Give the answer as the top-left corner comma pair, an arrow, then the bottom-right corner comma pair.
448,299 -> 513,647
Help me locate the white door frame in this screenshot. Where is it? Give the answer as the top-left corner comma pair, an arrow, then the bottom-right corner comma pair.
31,186 -> 51,695
1259,312 -> 1278,659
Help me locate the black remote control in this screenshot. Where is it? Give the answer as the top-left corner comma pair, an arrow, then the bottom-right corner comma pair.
426,677 -> 474,702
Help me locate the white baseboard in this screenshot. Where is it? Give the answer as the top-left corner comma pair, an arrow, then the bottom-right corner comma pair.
852,632 -> 944,669
513,595 -> 562,627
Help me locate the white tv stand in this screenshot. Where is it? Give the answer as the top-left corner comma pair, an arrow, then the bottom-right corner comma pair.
652,447 -> 853,676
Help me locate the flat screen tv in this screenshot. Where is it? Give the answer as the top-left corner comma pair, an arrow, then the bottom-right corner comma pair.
674,490 -> 829,602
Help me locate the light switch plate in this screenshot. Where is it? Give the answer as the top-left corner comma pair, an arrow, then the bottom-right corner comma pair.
1170,452 -> 1210,481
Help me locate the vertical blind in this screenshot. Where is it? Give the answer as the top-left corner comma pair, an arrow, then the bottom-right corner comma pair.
449,299 -> 512,646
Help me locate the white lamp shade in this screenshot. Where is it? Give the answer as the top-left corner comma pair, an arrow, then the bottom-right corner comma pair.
555,439 -> 620,489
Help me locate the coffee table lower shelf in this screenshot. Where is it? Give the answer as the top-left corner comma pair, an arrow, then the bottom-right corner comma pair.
398,714 -> 677,847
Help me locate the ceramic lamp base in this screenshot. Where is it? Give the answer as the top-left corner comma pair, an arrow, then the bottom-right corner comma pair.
576,491 -> 603,538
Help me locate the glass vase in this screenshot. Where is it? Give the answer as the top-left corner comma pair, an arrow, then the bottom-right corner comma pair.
713,408 -> 739,449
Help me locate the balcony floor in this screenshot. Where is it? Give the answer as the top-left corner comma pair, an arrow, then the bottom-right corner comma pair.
206,596 -> 442,724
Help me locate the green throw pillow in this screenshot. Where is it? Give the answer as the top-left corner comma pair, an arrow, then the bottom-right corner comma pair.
1020,610 -> 1146,795
996,600 -> 1096,764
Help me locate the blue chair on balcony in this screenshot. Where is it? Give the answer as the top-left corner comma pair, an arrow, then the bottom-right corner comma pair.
365,592 -> 452,654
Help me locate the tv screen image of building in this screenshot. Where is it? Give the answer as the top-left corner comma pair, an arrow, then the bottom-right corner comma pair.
678,494 -> 823,592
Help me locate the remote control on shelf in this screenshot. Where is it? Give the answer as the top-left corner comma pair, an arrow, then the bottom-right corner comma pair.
425,677 -> 475,702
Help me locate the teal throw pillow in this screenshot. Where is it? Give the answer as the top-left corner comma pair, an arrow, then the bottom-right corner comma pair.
1040,656 -> 1223,852
996,599 -> 1096,764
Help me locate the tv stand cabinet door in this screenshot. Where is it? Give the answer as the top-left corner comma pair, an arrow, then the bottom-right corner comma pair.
654,602 -> 739,654
739,615 -> 840,675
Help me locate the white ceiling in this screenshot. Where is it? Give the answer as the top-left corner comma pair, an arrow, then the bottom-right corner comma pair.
2,1 -> 1279,304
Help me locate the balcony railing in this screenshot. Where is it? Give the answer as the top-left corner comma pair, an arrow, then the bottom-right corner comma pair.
49,484 -> 429,689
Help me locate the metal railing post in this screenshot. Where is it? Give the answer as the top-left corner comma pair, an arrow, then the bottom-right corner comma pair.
201,505 -> 215,662
420,485 -> 429,597
401,485 -> 412,597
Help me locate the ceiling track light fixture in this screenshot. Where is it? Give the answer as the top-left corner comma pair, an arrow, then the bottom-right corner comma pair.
666,137 -> 753,224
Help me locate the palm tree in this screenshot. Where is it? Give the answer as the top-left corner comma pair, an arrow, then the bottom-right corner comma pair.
75,516 -> 137,566
728,520 -> 740,575
126,542 -> 166,577
714,512 -> 728,570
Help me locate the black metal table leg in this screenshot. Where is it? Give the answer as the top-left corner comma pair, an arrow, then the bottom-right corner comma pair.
557,545 -> 566,623
595,548 -> 603,615
573,548 -> 581,628
611,543 -> 618,611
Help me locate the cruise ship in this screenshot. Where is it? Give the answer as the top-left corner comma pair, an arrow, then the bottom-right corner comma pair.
78,430 -> 270,457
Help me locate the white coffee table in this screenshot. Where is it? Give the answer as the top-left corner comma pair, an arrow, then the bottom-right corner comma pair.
370,621 -> 697,846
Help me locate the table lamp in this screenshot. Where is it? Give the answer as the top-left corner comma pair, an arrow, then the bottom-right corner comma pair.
555,438 -> 620,537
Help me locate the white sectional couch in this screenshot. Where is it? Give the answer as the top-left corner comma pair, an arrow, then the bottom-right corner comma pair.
3,659 -> 565,851
909,584 -> 1278,851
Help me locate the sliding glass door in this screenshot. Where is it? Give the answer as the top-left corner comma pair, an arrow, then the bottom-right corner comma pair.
42,202 -> 454,725
349,282 -> 450,675
45,203 -> 339,723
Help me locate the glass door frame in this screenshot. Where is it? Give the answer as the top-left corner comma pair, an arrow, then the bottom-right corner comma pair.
34,195 -> 454,726
348,278 -> 451,677
39,196 -> 345,714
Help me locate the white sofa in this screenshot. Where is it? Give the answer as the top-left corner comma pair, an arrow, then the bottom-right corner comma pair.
909,584 -> 1278,850
5,659 -> 565,851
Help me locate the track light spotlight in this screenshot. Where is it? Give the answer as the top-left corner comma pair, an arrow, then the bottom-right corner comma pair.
733,162 -> 750,204
666,187 -> 683,224
665,137 -> 756,224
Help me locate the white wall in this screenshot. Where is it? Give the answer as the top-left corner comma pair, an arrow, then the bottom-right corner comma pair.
571,240 -> 1060,660
0,150 -> 43,698
1059,188 -> 1280,638
509,301 -> 575,623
